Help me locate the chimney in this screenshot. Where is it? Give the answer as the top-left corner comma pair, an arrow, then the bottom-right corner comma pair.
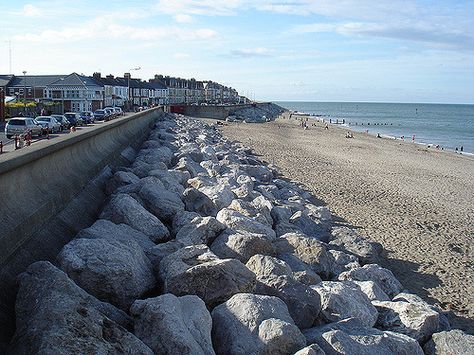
106,74 -> 114,79
93,72 -> 101,80
124,73 -> 131,79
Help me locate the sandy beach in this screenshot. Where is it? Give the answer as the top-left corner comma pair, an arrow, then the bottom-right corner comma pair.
207,113 -> 474,333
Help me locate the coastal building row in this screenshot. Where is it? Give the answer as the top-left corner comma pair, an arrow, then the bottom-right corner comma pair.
0,72 -> 245,120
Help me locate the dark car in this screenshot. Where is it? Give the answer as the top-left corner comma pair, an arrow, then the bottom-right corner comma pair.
80,111 -> 95,124
64,112 -> 84,127
93,109 -> 108,121
51,114 -> 71,130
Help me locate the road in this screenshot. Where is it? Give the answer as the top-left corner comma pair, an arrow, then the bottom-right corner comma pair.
0,113 -> 133,154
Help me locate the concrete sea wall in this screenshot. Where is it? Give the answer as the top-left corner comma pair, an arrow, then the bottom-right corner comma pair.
0,108 -> 163,345
182,102 -> 286,121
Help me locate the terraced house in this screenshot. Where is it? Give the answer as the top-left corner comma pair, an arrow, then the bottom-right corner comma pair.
45,73 -> 104,112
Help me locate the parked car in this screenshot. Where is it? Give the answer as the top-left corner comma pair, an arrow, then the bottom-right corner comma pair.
64,112 -> 84,127
51,114 -> 70,130
4,117 -> 43,139
93,109 -> 107,121
112,107 -> 124,116
35,116 -> 62,133
80,111 -> 95,124
104,108 -> 115,119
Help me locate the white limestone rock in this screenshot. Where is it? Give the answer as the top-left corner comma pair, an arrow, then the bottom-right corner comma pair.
131,294 -> 215,355
182,188 -> 218,217
273,233 -> 333,279
10,261 -> 152,355
310,281 -> 378,327
210,230 -> 275,263
159,245 -> 256,307
329,227 -> 383,264
57,237 -> 156,311
211,293 -> 306,355
373,298 -> 440,343
100,193 -> 171,243
175,216 -> 227,246
303,318 -> 423,355
423,330 -> 474,355
138,179 -> 185,222
338,264 -> 403,298
217,208 -> 276,239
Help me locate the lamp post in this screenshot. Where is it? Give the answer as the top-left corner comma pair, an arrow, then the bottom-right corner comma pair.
127,67 -> 140,111
22,70 -> 27,114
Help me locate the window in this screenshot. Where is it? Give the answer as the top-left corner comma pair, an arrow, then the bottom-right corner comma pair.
9,88 -> 14,95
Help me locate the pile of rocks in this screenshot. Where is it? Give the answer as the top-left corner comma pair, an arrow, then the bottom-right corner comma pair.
228,103 -> 285,123
10,114 -> 473,354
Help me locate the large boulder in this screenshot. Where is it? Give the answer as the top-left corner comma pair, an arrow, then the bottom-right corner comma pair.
338,264 -> 403,298
373,298 -> 440,343
105,170 -> 140,195
211,230 -> 275,263
327,250 -> 360,278
138,180 -> 185,222
148,168 -> 186,195
183,188 -> 218,217
136,146 -> 173,167
217,208 -> 276,239
310,281 -> 378,327
211,293 -> 306,355
57,237 -> 156,311
294,344 -> 326,355
100,193 -> 170,243
199,184 -> 236,210
345,280 -> 390,301
240,164 -> 274,182
175,156 -> 207,177
10,261 -> 152,355
159,245 -> 256,307
423,330 -> 474,355
247,255 -> 322,329
131,294 -> 215,355
175,216 -> 227,246
130,160 -> 168,178
76,219 -> 155,256
329,227 -> 383,264
289,211 -> 327,240
273,233 -> 333,279
303,318 -> 423,355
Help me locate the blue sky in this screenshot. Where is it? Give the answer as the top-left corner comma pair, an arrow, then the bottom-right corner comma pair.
0,0 -> 473,103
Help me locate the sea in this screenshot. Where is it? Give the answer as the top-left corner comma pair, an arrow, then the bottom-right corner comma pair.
276,101 -> 474,154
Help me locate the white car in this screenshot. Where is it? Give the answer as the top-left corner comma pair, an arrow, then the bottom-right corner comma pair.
35,116 -> 62,133
5,117 -> 43,138
112,107 -> 123,116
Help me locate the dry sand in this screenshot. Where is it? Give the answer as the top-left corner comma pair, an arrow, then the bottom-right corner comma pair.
206,114 -> 474,333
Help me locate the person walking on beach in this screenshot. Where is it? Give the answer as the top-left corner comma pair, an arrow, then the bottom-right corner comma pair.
412,134 -> 416,142
460,146 -> 463,153
325,123 -> 328,130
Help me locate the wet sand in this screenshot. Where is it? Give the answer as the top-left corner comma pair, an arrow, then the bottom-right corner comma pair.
207,114 -> 474,333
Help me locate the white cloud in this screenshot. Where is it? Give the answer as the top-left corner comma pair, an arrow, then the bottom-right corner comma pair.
291,21 -> 474,51
173,52 -> 190,59
22,4 -> 42,17
174,14 -> 193,23
154,0 -> 243,16
231,47 -> 271,57
13,16 -> 218,43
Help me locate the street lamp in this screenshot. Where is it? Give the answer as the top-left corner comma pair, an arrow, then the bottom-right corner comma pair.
22,70 -> 27,114
127,67 -> 140,111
